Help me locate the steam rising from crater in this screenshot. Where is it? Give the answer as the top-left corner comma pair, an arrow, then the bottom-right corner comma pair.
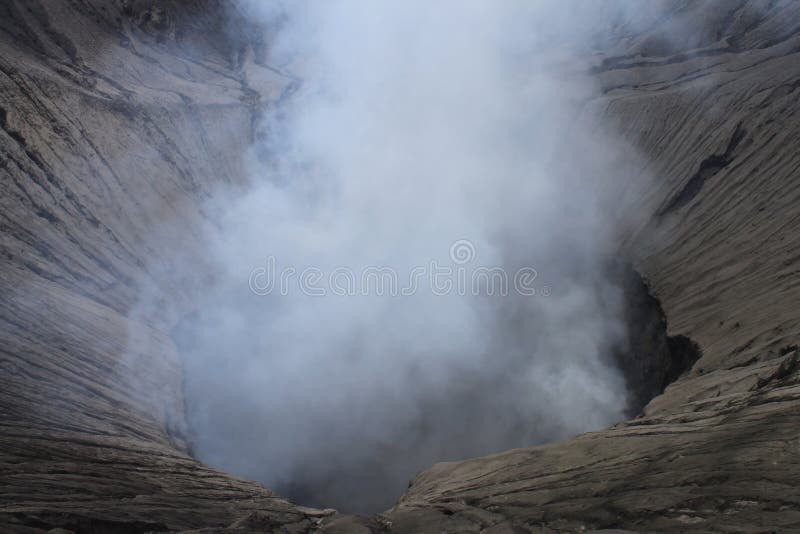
171,1 -> 648,513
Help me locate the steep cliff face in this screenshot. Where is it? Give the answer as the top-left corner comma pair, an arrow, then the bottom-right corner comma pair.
611,263 -> 702,417
1,1 -> 800,533
0,1 -> 320,532
381,2 -> 800,532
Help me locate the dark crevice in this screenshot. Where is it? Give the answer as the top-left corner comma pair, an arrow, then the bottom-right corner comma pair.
658,122 -> 747,217
592,46 -> 731,74
0,106 -> 28,146
594,14 -> 800,75
611,263 -> 703,416
756,351 -> 799,389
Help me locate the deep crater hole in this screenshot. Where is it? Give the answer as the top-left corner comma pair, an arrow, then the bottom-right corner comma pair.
170,263 -> 699,514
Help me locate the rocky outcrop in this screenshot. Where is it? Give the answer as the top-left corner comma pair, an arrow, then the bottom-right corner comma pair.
2,0 -> 800,532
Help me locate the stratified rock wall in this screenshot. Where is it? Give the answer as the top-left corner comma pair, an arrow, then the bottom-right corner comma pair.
0,2 -> 316,532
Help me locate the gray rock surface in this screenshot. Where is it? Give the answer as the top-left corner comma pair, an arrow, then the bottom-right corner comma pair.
2,0 -> 800,532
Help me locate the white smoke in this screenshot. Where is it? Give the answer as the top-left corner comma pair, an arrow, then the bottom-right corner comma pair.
167,1 -> 649,513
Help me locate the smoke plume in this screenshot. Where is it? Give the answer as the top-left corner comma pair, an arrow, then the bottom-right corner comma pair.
165,1 -> 651,513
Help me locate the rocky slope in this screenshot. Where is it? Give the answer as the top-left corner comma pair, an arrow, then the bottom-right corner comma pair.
1,0 -> 800,532
377,2 -> 800,532
0,1 -> 319,531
